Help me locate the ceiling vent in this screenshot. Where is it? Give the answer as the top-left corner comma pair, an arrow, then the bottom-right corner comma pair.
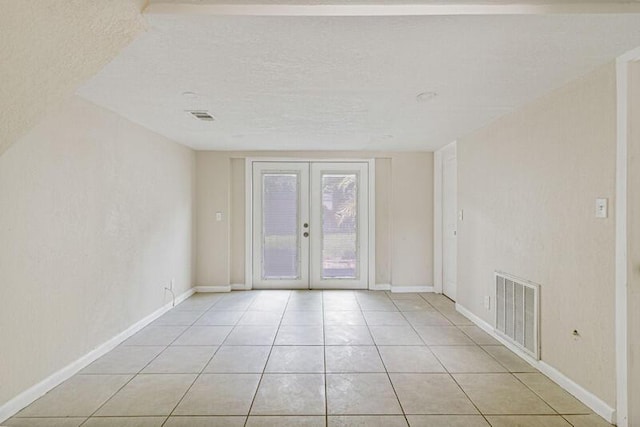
187,110 -> 215,122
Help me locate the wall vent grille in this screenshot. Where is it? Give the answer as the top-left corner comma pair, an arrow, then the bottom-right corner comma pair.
495,272 -> 540,360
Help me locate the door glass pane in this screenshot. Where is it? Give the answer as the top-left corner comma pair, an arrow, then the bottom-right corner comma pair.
321,173 -> 359,279
262,173 -> 299,280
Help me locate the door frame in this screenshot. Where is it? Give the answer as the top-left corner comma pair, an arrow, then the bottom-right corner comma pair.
434,141 -> 457,295
245,157 -> 376,290
251,162 -> 310,289
614,46 -> 640,427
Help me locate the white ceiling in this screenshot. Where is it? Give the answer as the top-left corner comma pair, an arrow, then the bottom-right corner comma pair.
77,8 -> 640,151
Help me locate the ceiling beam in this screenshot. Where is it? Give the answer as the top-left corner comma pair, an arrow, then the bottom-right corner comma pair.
145,2 -> 640,16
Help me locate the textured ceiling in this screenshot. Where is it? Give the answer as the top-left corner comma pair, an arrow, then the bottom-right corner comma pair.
0,0 -> 146,157
78,12 -> 640,151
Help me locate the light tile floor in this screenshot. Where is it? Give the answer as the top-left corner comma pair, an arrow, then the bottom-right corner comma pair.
7,291 -> 613,427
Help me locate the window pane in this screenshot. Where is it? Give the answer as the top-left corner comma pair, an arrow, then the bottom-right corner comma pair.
321,173 -> 358,279
262,173 -> 299,280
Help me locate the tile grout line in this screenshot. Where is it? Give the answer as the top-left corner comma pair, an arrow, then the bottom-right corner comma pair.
368,293 -> 411,425
76,294 -> 228,426
410,293 -> 493,426
243,291 -> 293,427
508,371 -> 565,419
418,292 -> 578,424
147,294 -> 233,426
167,290 -> 261,426
426,292 -> 588,421
156,293 -> 247,427
15,291 -> 603,425
322,292 -> 328,427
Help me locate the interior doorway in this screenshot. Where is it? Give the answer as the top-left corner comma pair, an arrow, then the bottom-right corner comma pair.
435,142 -> 458,301
442,146 -> 458,301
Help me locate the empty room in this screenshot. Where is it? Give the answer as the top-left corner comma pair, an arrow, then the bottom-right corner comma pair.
1,1 -> 640,426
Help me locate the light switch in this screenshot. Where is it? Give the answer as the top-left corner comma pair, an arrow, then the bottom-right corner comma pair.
595,198 -> 608,219
216,211 -> 223,222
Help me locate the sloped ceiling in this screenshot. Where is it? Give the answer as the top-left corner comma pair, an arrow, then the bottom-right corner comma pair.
0,0 -> 147,156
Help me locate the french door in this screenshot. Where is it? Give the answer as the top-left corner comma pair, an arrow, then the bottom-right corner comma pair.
252,161 -> 369,289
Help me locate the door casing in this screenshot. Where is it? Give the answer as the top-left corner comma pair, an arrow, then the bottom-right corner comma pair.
245,158 -> 376,290
434,141 -> 458,298
442,148 -> 458,300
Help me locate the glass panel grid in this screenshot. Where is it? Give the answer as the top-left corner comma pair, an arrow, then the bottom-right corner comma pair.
262,172 -> 300,280
320,172 -> 359,280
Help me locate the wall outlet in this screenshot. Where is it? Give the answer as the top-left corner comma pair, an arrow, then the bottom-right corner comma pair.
216,211 -> 223,222
484,295 -> 491,310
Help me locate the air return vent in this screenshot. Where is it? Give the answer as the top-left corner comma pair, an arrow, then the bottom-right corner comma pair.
187,110 -> 215,122
495,272 -> 540,360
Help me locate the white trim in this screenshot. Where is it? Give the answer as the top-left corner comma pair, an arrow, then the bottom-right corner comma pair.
194,285 -> 231,293
309,162 -> 369,289
244,158 -> 376,290
614,60 -> 629,424
244,157 -> 253,290
434,141 -> 457,296
368,159 -> 377,292
230,283 -> 246,291
614,46 -> 640,427
145,3 -> 640,16
243,157 -> 377,163
0,288 -> 195,424
252,162 -> 311,289
455,303 -> 616,423
433,148 -> 443,294
370,283 -> 391,291
536,362 -> 615,425
391,285 -> 434,293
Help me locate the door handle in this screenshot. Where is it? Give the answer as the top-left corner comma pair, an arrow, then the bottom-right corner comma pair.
303,232 -> 309,238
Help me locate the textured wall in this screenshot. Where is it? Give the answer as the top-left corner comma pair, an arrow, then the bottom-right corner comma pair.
0,0 -> 146,156
0,95 -> 195,408
195,152 -> 231,286
390,152 -> 434,286
457,64 -> 617,406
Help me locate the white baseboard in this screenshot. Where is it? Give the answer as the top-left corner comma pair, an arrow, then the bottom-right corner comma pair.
230,283 -> 246,291
0,288 -> 195,424
370,283 -> 391,291
391,285 -> 434,293
194,285 -> 231,293
455,303 -> 616,424
537,361 -> 616,424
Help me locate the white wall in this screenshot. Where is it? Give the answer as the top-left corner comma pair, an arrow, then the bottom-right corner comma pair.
195,152 -> 230,287
457,64 -> 617,407
390,152 -> 434,286
195,151 -> 433,289
0,95 -> 195,409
